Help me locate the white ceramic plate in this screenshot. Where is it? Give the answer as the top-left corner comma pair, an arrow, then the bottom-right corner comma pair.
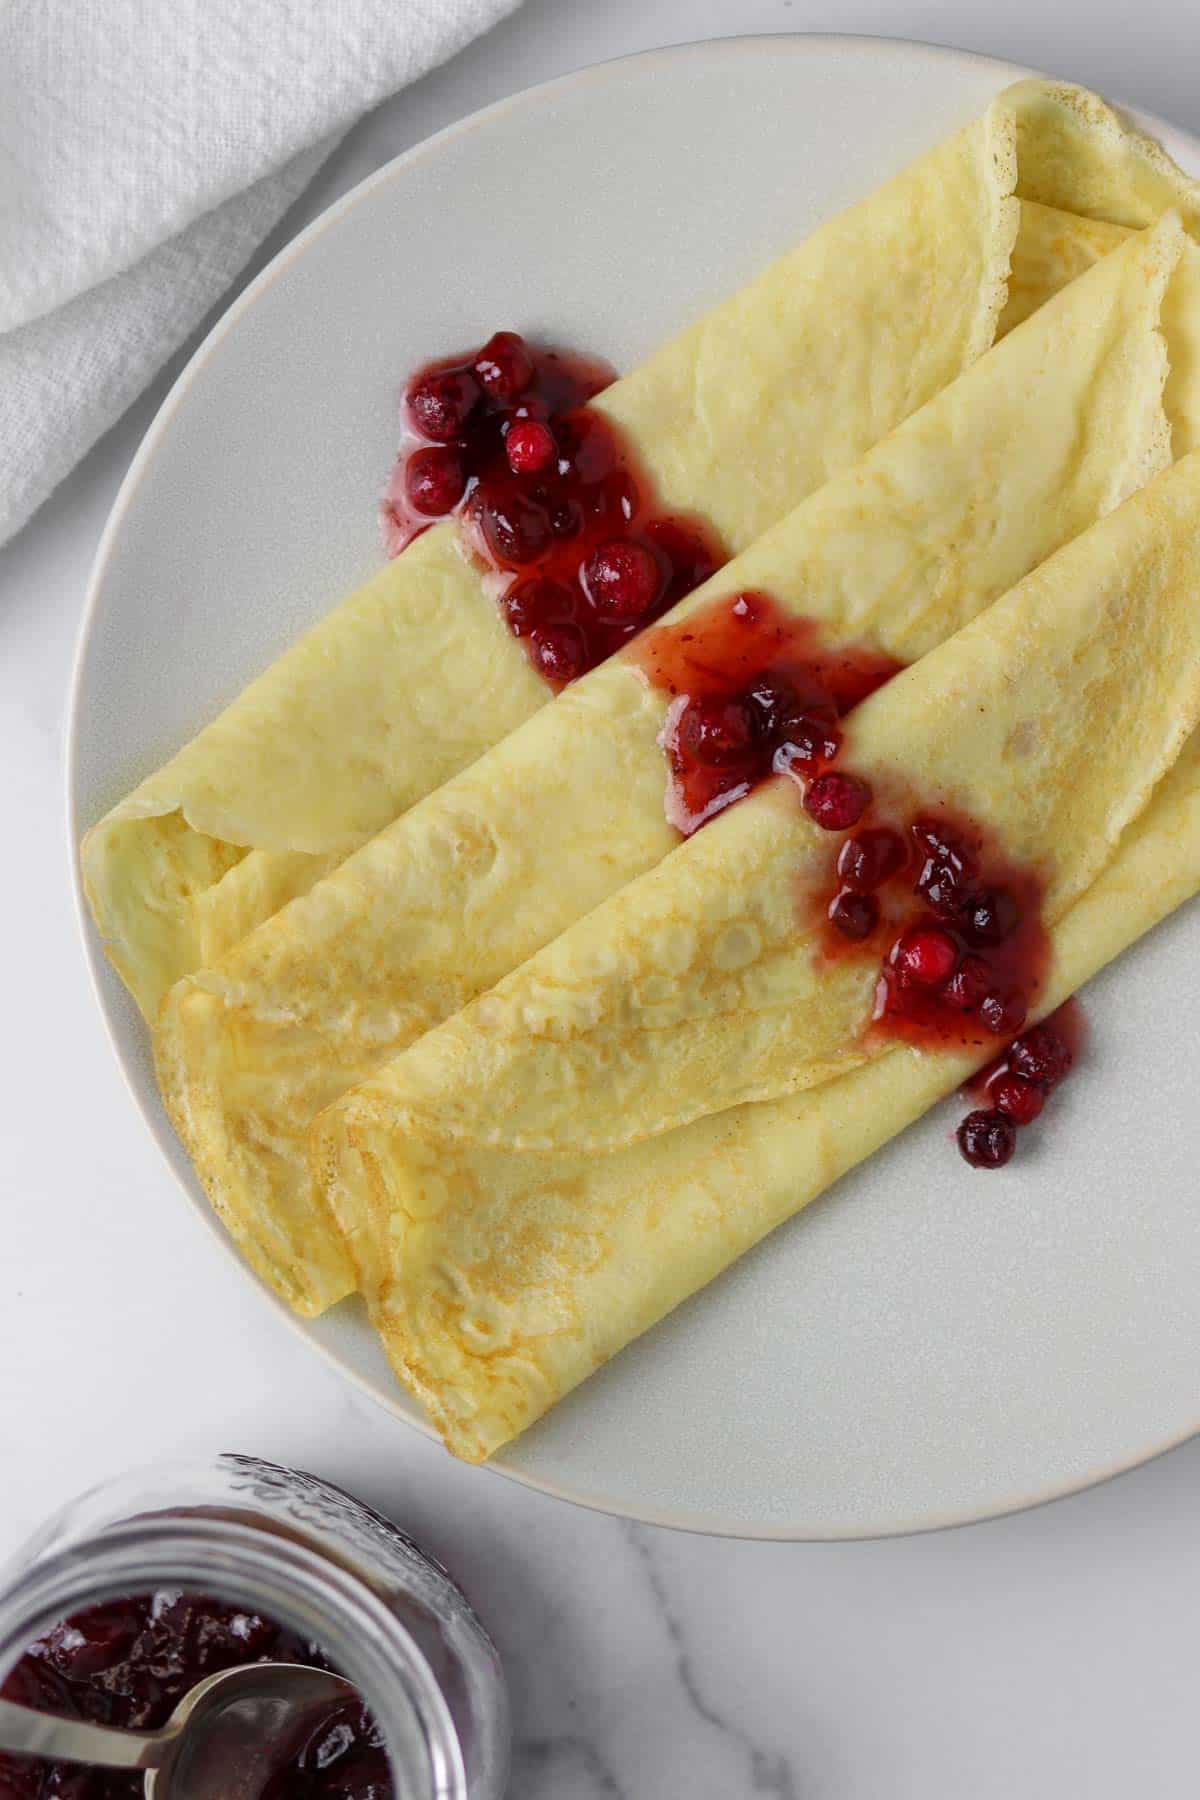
70,35 -> 1200,1539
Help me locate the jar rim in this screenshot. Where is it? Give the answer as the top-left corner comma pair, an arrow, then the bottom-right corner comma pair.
0,1507 -> 469,1799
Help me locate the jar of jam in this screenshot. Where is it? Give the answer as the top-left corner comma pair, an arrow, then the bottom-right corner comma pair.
0,1455 -> 508,1798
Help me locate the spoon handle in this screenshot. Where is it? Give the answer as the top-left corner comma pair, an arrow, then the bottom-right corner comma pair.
0,1697 -> 169,1770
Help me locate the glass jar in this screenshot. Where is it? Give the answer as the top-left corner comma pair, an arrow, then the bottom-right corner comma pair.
0,1454 -> 508,1798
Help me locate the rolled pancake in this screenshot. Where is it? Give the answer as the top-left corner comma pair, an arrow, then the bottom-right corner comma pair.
319,734 -> 1200,1462
157,216 -> 1187,1314
313,454 -> 1200,1458
353,451 -> 1200,1156
83,79 -> 1200,1021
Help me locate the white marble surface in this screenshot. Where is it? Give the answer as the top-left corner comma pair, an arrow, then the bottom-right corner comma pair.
3,2 -> 1200,1794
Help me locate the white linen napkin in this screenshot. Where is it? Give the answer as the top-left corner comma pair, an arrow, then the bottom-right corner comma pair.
0,0 -> 523,547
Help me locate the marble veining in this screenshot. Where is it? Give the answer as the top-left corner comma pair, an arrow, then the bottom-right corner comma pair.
623,1525 -> 800,1799
513,1733 -> 630,1799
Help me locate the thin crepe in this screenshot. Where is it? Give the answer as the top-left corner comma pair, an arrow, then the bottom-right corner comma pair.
354,453 -> 1200,1153
321,735 -> 1200,1464
314,453 -> 1200,1459
84,79 -> 1200,1022
156,214 -> 1187,1315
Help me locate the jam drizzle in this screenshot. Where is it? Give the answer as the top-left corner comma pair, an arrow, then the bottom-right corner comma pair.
631,591 -> 902,834
863,811 -> 1050,1052
630,585 -> 1075,1169
387,328 -> 1086,1172
808,777 -> 1077,1170
0,1592 -> 392,1799
956,1002 -> 1083,1167
383,330 -> 722,687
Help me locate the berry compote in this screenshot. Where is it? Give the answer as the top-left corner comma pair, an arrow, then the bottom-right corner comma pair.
631,590 -> 902,833
866,812 -> 1050,1055
807,777 -> 1077,1169
631,583 -> 1085,1170
0,1592 -> 392,1799
955,1002 -> 1084,1168
382,330 -> 722,687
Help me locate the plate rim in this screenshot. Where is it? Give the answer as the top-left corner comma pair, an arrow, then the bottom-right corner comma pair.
65,29 -> 1200,1540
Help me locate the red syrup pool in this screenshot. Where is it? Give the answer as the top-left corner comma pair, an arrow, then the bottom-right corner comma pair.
381,330 -> 722,687
629,590 -> 902,833
0,1592 -> 392,1799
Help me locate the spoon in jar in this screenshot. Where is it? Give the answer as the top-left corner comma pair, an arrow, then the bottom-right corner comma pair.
0,1661 -> 356,1796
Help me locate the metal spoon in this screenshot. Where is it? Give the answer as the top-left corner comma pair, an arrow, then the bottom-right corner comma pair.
0,1661 -> 356,1797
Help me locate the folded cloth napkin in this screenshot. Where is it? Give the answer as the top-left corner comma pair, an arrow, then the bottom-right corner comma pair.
0,0 -> 522,548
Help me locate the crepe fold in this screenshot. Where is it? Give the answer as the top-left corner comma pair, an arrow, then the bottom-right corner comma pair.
315,450 -> 1200,1460
156,211 -> 1192,1315
1006,201 -> 1200,453
83,80 -> 1200,1025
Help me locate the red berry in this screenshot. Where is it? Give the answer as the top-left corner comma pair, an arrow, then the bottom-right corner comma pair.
979,989 -> 1027,1037
965,887 -> 1019,945
529,624 -> 586,684
505,418 -> 557,475
745,672 -> 801,742
891,924 -> 958,986
943,953 -> 990,1011
915,856 -> 967,921
501,578 -> 571,638
957,1108 -> 1016,1169
828,889 -> 879,940
676,695 -> 755,766
1008,1023 -> 1073,1088
802,771 -> 869,831
475,488 -> 548,565
547,497 -> 583,539
837,826 -> 907,892
406,366 -> 478,441
45,1601 -> 142,1680
990,1072 -> 1045,1125
473,330 -> 534,402
584,539 -> 661,617
911,818 -> 976,879
404,445 -> 466,516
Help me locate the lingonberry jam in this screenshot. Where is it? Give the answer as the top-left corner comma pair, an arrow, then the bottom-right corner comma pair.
632,584 -> 1084,1167
866,813 -> 1050,1057
810,780 -> 1084,1169
630,581 -> 1084,1170
630,591 -> 901,833
805,793 -> 1050,1059
382,330 -> 722,687
0,1593 -> 392,1799
955,1002 -> 1084,1168
790,740 -> 1072,1167
956,1108 -> 1017,1170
